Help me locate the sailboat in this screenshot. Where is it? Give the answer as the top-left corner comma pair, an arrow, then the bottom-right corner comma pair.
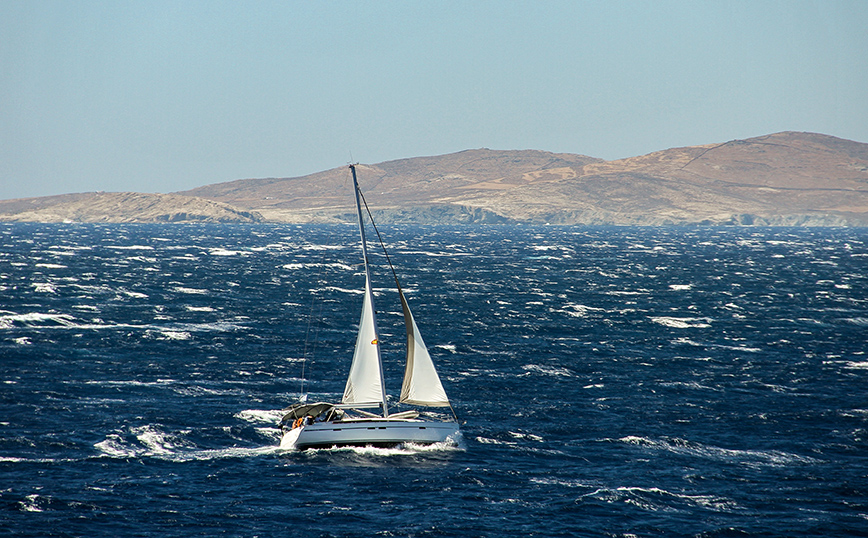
279,164 -> 460,450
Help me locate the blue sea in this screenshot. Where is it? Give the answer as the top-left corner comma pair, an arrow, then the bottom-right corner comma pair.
2,223 -> 867,537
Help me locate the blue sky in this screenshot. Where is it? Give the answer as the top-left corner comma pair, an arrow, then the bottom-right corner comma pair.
2,1 -> 866,199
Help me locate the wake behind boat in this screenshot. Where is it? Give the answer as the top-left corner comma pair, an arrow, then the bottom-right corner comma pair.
280,164 -> 460,450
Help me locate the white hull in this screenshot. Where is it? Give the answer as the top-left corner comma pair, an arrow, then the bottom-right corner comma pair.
281,418 -> 459,451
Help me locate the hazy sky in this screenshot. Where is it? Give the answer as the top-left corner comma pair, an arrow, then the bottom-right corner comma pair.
2,1 -> 866,199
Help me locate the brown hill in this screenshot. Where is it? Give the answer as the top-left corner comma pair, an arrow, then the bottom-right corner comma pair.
3,132 -> 867,225
456,132 -> 868,225
181,149 -> 601,223
0,192 -> 263,223
180,132 -> 868,225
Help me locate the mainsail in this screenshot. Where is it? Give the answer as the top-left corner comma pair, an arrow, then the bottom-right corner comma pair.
341,165 -> 388,413
341,273 -> 386,408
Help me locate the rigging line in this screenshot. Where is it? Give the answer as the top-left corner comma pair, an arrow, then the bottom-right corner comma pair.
357,188 -> 404,292
299,228 -> 332,399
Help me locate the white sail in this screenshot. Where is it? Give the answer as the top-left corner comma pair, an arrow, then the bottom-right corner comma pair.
398,289 -> 451,407
342,164 -> 388,413
341,274 -> 386,407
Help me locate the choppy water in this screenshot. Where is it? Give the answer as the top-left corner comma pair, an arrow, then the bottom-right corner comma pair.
1,223 -> 867,537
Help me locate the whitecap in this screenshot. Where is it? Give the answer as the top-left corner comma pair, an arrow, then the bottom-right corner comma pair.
133,425 -> 194,454
159,330 -> 191,340
0,312 -> 78,329
659,381 -> 717,391
172,287 -> 209,295
602,486 -> 739,512
475,436 -> 517,446
209,248 -> 246,256
672,337 -> 702,346
95,426 -> 283,462
283,262 -> 354,271
508,431 -> 544,442
32,282 -> 58,293
614,436 -> 821,467
94,434 -> 143,458
553,303 -> 605,318
20,494 -> 46,513
319,286 -> 364,295
521,364 -> 575,377
236,409 -> 286,424
650,316 -> 711,329
121,290 -> 149,299
529,477 -> 597,488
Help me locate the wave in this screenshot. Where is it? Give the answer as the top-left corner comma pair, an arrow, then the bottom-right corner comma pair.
671,337 -> 761,353
282,262 -> 354,271
552,303 -> 606,318
315,286 -> 364,295
613,436 -> 821,467
93,425 -> 281,462
151,329 -> 191,340
475,436 -> 517,447
235,409 -> 285,424
576,485 -> 739,513
0,312 -> 78,329
520,364 -> 575,377
121,290 -> 149,299
208,248 -> 247,256
397,250 -> 465,258
171,286 -> 209,295
0,311 -> 245,335
124,255 -> 156,263
650,316 -> 711,329
658,381 -> 718,391
31,282 -> 58,293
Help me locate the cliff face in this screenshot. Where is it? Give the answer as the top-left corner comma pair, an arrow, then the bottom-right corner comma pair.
0,192 -> 263,223
3,132 -> 867,225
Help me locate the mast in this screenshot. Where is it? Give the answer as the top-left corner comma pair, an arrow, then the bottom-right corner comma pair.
349,164 -> 389,417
